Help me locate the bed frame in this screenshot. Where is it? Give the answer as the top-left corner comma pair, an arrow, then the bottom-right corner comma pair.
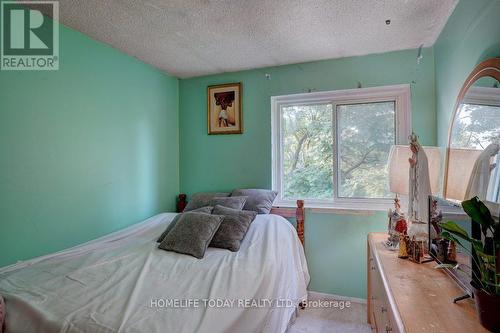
270,200 -> 305,246
177,195 -> 305,246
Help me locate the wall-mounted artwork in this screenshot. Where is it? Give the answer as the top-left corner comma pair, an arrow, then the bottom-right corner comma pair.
207,83 -> 242,134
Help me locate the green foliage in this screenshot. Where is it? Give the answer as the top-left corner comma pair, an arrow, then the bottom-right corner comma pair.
440,221 -> 472,242
451,103 -> 500,149
282,104 -> 333,199
337,102 -> 394,198
462,197 -> 496,237
282,102 -> 395,200
438,197 -> 500,295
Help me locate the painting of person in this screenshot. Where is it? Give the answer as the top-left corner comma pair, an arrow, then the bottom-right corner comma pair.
208,83 -> 242,134
214,91 -> 235,127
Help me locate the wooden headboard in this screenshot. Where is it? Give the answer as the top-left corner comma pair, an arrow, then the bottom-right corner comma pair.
270,200 -> 305,246
176,195 -> 305,246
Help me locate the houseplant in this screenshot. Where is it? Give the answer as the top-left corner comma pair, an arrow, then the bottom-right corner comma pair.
438,196 -> 500,331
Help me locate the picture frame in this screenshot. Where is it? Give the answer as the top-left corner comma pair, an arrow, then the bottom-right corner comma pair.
207,82 -> 242,134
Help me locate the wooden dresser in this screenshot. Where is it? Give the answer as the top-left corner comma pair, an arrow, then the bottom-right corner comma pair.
367,232 -> 489,333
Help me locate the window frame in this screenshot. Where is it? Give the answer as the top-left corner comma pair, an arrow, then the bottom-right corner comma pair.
271,84 -> 411,210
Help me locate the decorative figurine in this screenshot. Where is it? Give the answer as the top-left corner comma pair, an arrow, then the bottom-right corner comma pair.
429,198 -> 443,240
398,234 -> 409,259
408,236 -> 426,264
395,218 -> 408,235
386,195 -> 407,249
436,239 -> 448,262
447,241 -> 457,263
407,132 -> 432,242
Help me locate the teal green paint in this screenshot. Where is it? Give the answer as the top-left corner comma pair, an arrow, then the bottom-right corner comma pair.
0,21 -> 179,267
435,0 -> 500,147
5,0 -> 495,299
179,49 -> 436,297
305,211 -> 387,299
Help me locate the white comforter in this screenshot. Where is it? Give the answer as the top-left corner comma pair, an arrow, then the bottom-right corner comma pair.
0,213 -> 309,333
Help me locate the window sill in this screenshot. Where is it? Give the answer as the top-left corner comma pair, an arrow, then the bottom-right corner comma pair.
273,199 -> 393,214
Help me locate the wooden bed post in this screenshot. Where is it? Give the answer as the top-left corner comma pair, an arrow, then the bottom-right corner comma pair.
270,200 -> 305,247
296,200 -> 305,246
177,194 -> 187,213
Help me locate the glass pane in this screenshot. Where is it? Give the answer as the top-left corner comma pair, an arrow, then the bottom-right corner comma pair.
447,79 -> 500,203
337,101 -> 395,198
450,103 -> 500,149
282,104 -> 333,200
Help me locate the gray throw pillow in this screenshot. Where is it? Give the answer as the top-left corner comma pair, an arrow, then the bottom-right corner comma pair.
210,196 -> 247,210
158,212 -> 223,259
210,205 -> 257,252
156,206 -> 213,243
231,189 -> 277,214
183,192 -> 230,211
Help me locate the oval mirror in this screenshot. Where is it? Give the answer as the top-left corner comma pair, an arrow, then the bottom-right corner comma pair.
444,58 -> 500,204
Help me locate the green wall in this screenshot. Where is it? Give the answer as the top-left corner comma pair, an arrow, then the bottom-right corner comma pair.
3,0 -> 495,300
435,0 -> 500,146
179,48 -> 436,298
0,22 -> 179,267
304,210 -> 387,298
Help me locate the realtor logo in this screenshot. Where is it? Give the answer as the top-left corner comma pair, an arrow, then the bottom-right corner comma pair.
1,1 -> 59,70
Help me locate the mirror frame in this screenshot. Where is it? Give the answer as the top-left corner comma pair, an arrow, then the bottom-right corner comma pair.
443,57 -> 500,201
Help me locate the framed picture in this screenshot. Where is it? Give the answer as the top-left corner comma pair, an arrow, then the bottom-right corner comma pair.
207,82 -> 242,134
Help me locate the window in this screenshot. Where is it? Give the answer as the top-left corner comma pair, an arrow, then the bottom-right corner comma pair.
272,85 -> 411,209
449,86 -> 500,203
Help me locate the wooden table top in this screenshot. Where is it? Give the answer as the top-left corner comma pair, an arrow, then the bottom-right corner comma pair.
369,232 -> 489,333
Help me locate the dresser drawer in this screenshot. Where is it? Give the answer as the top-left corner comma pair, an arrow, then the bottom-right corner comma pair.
368,239 -> 401,333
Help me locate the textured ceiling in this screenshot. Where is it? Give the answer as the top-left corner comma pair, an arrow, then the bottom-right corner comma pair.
29,0 -> 458,78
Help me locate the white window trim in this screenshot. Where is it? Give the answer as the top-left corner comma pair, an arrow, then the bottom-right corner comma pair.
271,84 -> 411,211
463,86 -> 500,107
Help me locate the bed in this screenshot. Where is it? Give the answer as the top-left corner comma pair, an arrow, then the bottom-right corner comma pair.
0,200 -> 309,333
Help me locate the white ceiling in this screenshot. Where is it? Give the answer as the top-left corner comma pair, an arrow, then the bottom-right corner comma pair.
32,0 -> 458,78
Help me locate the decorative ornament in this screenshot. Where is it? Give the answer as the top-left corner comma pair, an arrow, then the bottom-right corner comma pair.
386,195 -> 407,249
447,241 -> 457,263
407,132 -> 431,245
398,234 -> 409,259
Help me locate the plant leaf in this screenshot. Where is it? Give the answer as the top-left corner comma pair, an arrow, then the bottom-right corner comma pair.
441,231 -> 468,250
462,197 -> 494,231
440,231 -> 481,264
435,263 -> 458,270
440,221 -> 471,241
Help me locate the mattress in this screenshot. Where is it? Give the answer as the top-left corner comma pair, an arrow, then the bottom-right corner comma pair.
0,213 -> 309,333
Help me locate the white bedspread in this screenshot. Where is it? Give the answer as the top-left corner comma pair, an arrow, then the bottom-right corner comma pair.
0,213 -> 309,333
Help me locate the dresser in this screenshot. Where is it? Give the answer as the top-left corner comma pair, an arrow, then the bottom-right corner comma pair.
367,232 -> 489,333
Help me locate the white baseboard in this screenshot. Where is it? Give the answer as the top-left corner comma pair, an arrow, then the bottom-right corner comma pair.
307,290 -> 367,304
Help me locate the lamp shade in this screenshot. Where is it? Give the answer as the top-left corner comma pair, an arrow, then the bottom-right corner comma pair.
387,145 -> 442,195
445,148 -> 483,201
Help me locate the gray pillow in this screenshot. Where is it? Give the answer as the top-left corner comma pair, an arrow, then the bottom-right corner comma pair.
210,196 -> 247,210
156,206 -> 213,243
230,189 -> 277,214
210,205 -> 257,251
158,212 -> 223,259
183,192 -> 230,211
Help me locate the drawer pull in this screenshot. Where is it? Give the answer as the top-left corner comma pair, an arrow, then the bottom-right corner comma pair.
385,325 -> 392,332
381,306 -> 387,313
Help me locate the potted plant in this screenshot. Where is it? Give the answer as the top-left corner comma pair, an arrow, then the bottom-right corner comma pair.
437,196 -> 500,331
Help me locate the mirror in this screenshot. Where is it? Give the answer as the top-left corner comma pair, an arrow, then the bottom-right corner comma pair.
445,58 -> 500,205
